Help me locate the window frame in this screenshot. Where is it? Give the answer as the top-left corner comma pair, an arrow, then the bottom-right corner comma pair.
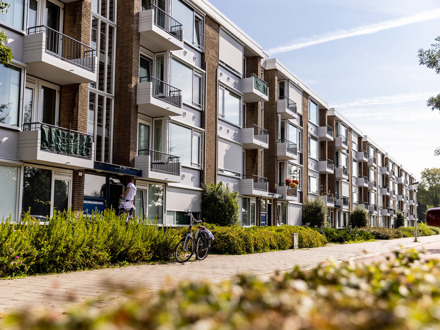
170,57 -> 204,109
218,84 -> 242,128
169,121 -> 203,169
0,64 -> 22,129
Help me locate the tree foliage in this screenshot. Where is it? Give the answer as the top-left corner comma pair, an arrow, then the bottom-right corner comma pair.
349,207 -> 368,228
416,168 -> 440,221
0,1 -> 13,65
395,211 -> 405,228
201,182 -> 239,226
418,36 -> 440,112
302,197 -> 327,227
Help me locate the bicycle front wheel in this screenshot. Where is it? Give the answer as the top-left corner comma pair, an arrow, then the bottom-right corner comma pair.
196,236 -> 209,260
175,237 -> 195,263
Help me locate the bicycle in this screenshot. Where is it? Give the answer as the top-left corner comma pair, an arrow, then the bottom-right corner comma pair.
175,213 -> 211,263
118,199 -> 135,224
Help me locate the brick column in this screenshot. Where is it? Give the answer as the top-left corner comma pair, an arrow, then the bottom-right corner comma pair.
264,69 -> 278,193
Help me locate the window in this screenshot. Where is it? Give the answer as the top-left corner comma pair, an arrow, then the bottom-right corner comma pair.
308,136 -> 318,159
138,122 -> 150,155
377,154 -> 382,167
136,184 -> 164,223
172,0 -> 203,47
288,123 -> 297,145
0,64 -> 21,128
219,86 -> 241,127
369,168 -> 375,181
352,138 -> 358,152
338,152 -> 348,167
140,55 -> 152,82
352,161 -> 358,178
25,78 -> 60,126
288,162 -> 301,189
0,164 -> 18,221
352,186 -> 359,204
369,146 -> 375,158
369,192 -> 376,205
0,0 -> 24,30
170,58 -> 203,108
308,100 -> 318,125
308,176 -> 319,195
169,123 -> 202,168
278,202 -> 287,225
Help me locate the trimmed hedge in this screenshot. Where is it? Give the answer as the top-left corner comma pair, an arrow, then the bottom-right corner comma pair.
321,227 -> 375,243
399,222 -> 437,237
361,227 -> 404,239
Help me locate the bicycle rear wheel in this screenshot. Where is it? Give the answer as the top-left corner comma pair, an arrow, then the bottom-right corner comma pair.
175,237 -> 195,263
196,235 -> 209,260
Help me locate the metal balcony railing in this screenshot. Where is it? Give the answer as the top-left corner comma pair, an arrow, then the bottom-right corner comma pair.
252,124 -> 268,143
279,96 -> 297,113
321,158 -> 334,171
23,122 -> 93,159
338,165 -> 348,176
142,3 -> 183,41
278,139 -> 298,155
247,174 -> 268,192
337,135 -> 348,145
28,25 -> 95,72
326,125 -> 334,137
138,149 -> 180,176
252,74 -> 268,96
150,76 -> 182,108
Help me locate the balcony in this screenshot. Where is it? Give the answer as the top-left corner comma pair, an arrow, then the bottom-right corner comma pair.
336,196 -> 349,210
380,166 -> 390,175
318,159 -> 335,174
23,25 -> 96,85
368,204 -> 377,214
277,185 -> 299,201
396,177 -> 404,184
137,77 -> 183,117
335,135 -> 348,150
277,139 -> 298,160
396,195 -> 404,201
357,176 -> 368,188
368,157 -> 377,167
408,214 -> 415,221
318,125 -> 334,141
368,180 -> 377,191
409,184 -> 417,191
409,199 -> 415,206
358,203 -> 368,211
238,74 -> 269,103
134,149 -> 181,183
335,166 -> 349,180
277,97 -> 297,120
356,151 -> 368,162
320,193 -> 335,207
380,187 -> 390,196
240,124 -> 269,149
380,208 -> 390,216
139,4 -> 184,52
18,122 -> 94,169
239,175 -> 269,197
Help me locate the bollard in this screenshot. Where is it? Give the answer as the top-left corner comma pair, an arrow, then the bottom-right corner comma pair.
292,233 -> 299,249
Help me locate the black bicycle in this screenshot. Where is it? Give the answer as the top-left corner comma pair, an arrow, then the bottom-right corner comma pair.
118,199 -> 135,224
175,213 -> 211,263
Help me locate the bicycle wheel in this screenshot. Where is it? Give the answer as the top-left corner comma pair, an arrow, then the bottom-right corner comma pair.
175,237 -> 195,263
196,235 -> 209,260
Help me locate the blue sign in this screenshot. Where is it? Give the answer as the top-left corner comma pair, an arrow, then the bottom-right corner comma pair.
83,197 -> 106,215
260,212 -> 267,226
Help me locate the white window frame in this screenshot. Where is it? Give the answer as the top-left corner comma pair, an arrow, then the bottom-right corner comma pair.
218,84 -> 242,127
25,77 -> 60,126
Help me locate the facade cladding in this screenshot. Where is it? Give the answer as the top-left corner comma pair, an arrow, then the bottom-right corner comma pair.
0,0 -> 418,228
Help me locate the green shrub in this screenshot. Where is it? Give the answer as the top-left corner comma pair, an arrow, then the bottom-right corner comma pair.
429,226 -> 440,234
321,227 -> 374,243
361,227 -> 404,239
398,223 -> 436,237
395,211 -> 405,228
201,182 -> 239,226
349,207 -> 368,228
6,250 -> 440,329
302,197 -> 327,227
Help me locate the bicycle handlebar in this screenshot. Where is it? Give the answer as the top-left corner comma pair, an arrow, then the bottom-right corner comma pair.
186,212 -> 202,224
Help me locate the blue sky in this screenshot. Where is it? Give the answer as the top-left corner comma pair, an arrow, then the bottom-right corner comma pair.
208,0 -> 440,179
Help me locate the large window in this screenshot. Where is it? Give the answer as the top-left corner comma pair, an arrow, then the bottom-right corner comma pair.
0,0 -> 24,30
0,64 -> 21,127
352,161 -> 358,178
0,164 -> 18,221
308,100 -> 318,126
136,184 -> 164,223
170,58 -> 203,108
308,176 -> 319,195
308,136 -> 318,159
172,0 -> 203,48
219,86 -> 241,127
169,123 -> 202,168
278,202 -> 287,225
336,122 -> 348,138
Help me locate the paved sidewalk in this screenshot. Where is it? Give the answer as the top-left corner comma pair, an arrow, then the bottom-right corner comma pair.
1,235 -> 440,315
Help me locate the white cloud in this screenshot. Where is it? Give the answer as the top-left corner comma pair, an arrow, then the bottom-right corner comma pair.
266,8 -> 440,55
333,92 -> 436,109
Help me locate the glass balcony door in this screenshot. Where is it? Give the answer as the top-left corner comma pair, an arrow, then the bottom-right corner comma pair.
45,0 -> 63,55
25,79 -> 60,127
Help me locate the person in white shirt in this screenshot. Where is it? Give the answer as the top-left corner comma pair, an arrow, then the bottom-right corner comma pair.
120,176 -> 137,210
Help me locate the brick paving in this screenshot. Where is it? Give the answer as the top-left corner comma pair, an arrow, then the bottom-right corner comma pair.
1,235 -> 440,315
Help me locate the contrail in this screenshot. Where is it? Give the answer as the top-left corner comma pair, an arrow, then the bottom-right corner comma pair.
267,8 -> 440,55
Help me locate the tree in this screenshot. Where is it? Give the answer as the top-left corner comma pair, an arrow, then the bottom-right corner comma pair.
349,207 -> 368,228
416,168 -> 440,222
418,36 -> 440,112
201,182 -> 239,226
395,211 -> 405,228
0,1 -> 13,65
302,197 -> 327,227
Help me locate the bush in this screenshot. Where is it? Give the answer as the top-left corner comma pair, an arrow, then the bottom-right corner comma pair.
0,210 -> 180,278
302,197 -> 327,227
207,225 -> 327,255
321,227 -> 374,243
201,182 -> 239,226
361,227 -> 404,239
429,226 -> 440,234
398,223 -> 436,237
6,250 -> 440,329
349,207 -> 369,228
395,211 -> 405,228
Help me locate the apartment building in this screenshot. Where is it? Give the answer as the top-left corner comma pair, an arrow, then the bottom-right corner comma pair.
0,0 -> 417,228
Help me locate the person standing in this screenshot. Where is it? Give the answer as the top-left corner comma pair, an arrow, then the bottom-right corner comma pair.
120,176 -> 137,211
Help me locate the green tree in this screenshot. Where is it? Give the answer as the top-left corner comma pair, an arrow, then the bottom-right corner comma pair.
418,36 -> 440,112
302,197 -> 327,227
0,1 -> 13,65
349,207 -> 368,228
417,168 -> 440,221
201,182 -> 239,226
395,211 -> 405,228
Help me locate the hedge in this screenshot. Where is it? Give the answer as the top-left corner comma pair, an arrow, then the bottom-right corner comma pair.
321,227 -> 375,243
5,249 -> 440,329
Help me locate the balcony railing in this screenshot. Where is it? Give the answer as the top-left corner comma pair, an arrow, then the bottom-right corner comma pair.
247,174 -> 268,192
279,96 -> 297,113
28,25 -> 95,72
325,125 -> 334,137
23,122 -> 92,159
138,149 -> 180,176
337,135 -> 348,145
327,193 -> 335,204
142,3 -> 183,41
252,124 -> 268,143
322,158 -> 335,171
145,76 -> 182,108
278,138 -> 297,155
252,74 -> 268,96
338,165 -> 348,176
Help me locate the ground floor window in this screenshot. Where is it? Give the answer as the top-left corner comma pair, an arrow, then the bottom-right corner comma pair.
337,211 -> 348,228
277,202 -> 287,225
136,184 -> 164,223
0,164 -> 19,221
371,215 -> 377,227
241,197 -> 256,227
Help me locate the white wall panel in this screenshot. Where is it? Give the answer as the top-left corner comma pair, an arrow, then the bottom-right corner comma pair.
219,29 -> 244,75
166,187 -> 201,212
218,139 -> 243,174
289,82 -> 303,115
288,204 -> 302,226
